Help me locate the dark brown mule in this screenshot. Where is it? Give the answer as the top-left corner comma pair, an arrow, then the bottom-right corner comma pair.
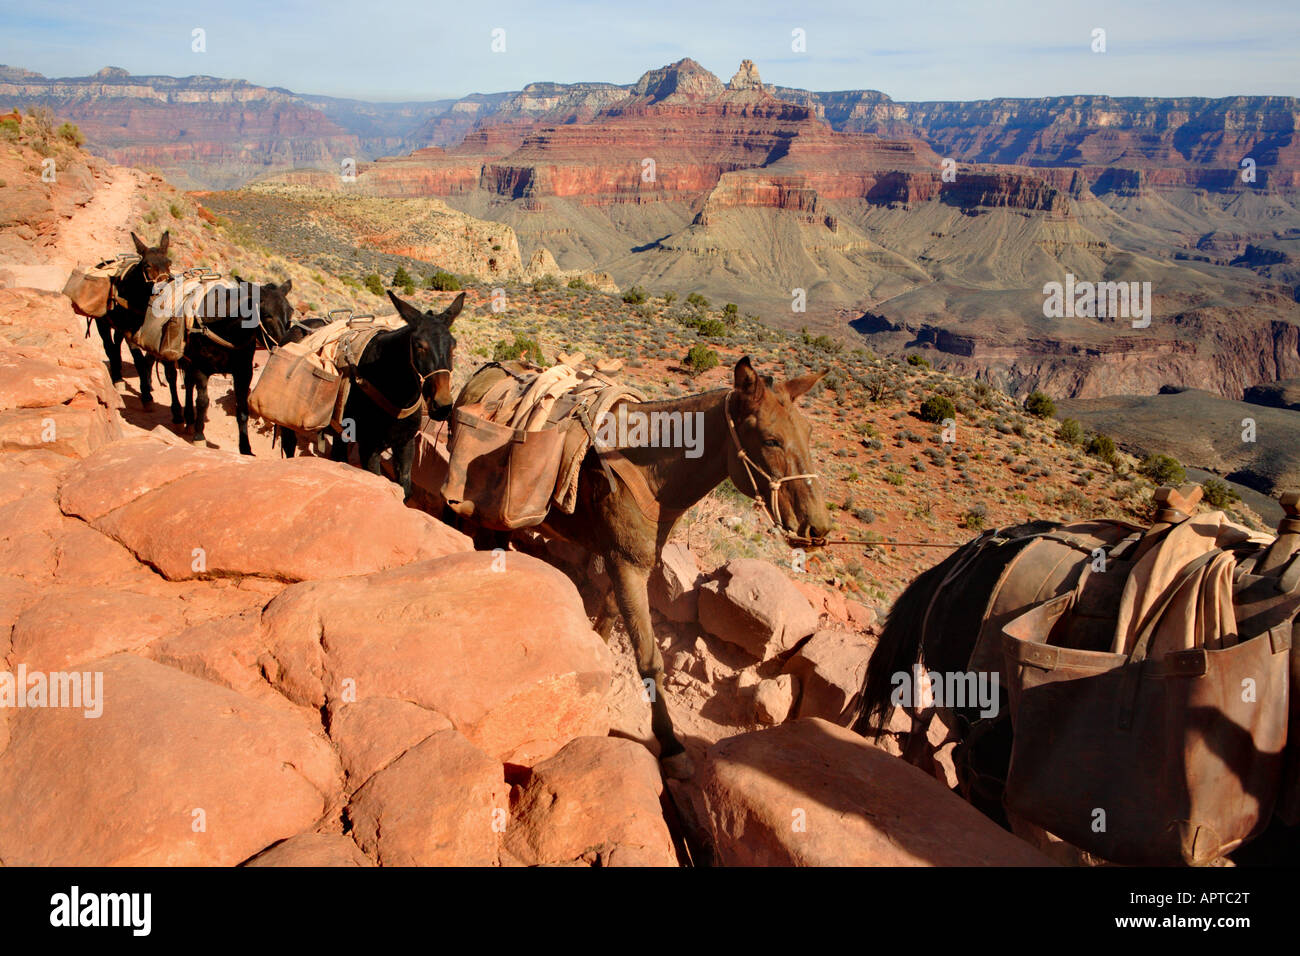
457,356 -> 832,778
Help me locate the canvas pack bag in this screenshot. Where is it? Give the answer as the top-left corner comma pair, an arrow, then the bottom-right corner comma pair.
249,312 -> 397,435
62,254 -> 138,319
129,271 -> 236,362
1001,545 -> 1297,865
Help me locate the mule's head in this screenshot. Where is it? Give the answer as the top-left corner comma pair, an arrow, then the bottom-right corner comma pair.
255,279 -> 295,344
387,289 -> 463,421
726,356 -> 833,545
130,230 -> 171,284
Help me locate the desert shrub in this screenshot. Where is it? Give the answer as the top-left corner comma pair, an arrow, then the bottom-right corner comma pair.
684,344 -> 719,374
918,394 -> 956,424
532,274 -> 560,292
686,292 -> 710,310
1024,390 -> 1056,418
1086,432 -> 1118,464
1057,418 -> 1084,445
567,277 -> 591,291
1201,477 -> 1240,508
392,266 -> 413,288
962,504 -> 989,531
363,274 -> 384,296
0,118 -> 19,141
57,122 -> 84,146
622,285 -> 647,304
722,302 -> 739,323
661,291 -> 677,306
906,353 -> 930,368
693,317 -> 727,337
493,332 -> 544,366
428,271 -> 462,291
800,330 -> 843,354
1138,453 -> 1186,487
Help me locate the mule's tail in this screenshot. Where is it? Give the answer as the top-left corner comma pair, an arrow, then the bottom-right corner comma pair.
852,536 -> 988,741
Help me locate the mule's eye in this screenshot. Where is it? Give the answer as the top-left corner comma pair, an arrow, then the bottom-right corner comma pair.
763,438 -> 782,448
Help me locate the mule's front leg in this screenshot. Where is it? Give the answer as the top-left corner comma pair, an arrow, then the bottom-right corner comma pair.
393,436 -> 417,500
131,347 -> 155,410
609,555 -> 692,778
164,361 -> 183,424
95,319 -> 122,383
183,373 -> 195,429
233,357 -> 254,456
190,369 -> 211,446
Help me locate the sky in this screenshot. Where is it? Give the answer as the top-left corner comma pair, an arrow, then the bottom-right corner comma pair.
1,0 -> 1296,102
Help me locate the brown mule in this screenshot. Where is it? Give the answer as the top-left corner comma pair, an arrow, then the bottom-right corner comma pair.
468,356 -> 833,778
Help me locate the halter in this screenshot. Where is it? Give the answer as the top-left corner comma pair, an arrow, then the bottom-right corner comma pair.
350,336 -> 450,421
722,389 -> 823,547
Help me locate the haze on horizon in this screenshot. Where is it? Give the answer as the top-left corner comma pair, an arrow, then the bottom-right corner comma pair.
1,0 -> 1296,103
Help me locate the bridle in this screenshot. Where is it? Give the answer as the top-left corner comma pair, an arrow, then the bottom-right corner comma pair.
350,334 -> 451,421
723,389 -> 824,547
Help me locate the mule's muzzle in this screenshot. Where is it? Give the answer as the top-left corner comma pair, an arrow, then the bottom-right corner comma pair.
429,401 -> 453,422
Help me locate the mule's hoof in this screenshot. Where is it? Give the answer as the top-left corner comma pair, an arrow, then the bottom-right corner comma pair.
191,436 -> 206,446
661,751 -> 695,781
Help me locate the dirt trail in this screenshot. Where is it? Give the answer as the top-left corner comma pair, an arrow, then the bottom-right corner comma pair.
6,166 -> 144,291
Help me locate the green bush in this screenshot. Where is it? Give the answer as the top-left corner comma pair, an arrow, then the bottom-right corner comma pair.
1086,432 -> 1118,464
363,274 -> 384,296
57,122 -> 84,146
493,332 -> 544,366
567,277 -> 591,291
1057,418 -> 1084,445
686,292 -> 710,310
1201,477 -> 1240,508
532,274 -> 560,292
906,353 -> 931,368
1024,391 -> 1056,418
0,118 -> 19,141
684,344 -> 719,375
392,266 -> 413,288
918,395 -> 956,424
1138,453 -> 1186,487
662,292 -> 677,306
621,285 -> 647,304
428,270 -> 462,291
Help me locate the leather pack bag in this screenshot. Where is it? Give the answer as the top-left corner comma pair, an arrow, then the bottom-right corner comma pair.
249,346 -> 343,434
1001,549 -> 1294,865
62,255 -> 137,318
441,403 -> 567,530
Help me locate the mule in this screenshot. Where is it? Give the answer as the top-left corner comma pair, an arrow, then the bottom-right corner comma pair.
328,290 -> 461,497
455,356 -> 832,778
96,230 -> 183,422
182,279 -> 295,455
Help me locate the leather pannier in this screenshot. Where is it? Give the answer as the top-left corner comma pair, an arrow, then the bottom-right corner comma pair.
1001,552 -> 1294,865
249,348 -> 344,434
441,404 -> 567,531
61,268 -> 113,318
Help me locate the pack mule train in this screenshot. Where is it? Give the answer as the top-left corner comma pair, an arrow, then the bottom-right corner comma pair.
62,230 -> 183,423
63,231 -> 296,454
256,290 -> 461,496
854,483 -> 1300,865
448,355 -> 832,778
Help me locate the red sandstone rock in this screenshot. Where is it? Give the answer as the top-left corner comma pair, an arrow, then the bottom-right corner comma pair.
245,832 -> 374,867
328,698 -> 454,791
258,551 -> 612,765
699,558 -> 819,660
0,654 -> 340,866
648,541 -> 702,622
348,729 -> 507,866
753,674 -> 797,724
699,718 -> 1054,866
782,629 -> 874,725
503,736 -> 677,867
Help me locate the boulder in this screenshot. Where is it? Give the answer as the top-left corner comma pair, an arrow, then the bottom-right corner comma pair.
648,542 -> 702,623
753,674 -> 797,724
699,718 -> 1054,866
258,551 -> 612,765
8,585 -> 188,671
698,558 -> 819,660
0,654 -> 341,866
348,729 -> 507,866
503,737 -> 677,867
328,698 -> 454,791
245,832 -> 374,867
63,445 -> 471,581
782,629 -> 874,725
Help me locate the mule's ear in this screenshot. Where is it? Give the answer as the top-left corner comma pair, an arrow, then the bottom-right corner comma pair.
387,289 -> 424,325
733,356 -> 765,407
279,278 -> 292,295
131,232 -> 148,256
782,369 -> 826,401
440,291 -> 466,326
158,230 -> 170,254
